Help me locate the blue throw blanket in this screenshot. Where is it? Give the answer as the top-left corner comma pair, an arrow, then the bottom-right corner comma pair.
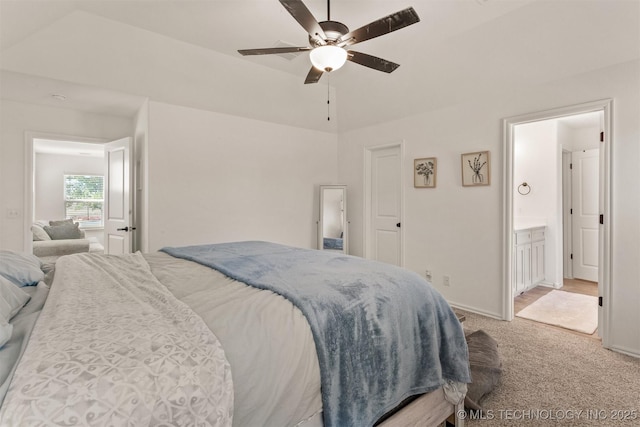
161,241 -> 470,427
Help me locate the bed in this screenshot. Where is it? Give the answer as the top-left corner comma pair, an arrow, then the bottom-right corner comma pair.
0,242 -> 470,426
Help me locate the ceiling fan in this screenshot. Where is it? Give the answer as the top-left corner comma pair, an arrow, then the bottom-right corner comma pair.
238,0 -> 420,84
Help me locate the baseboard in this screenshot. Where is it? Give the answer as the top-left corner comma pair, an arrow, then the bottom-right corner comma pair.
538,281 -> 560,289
608,344 -> 640,359
448,302 -> 503,320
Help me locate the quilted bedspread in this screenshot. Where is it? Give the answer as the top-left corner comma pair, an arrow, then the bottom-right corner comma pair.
0,252 -> 233,426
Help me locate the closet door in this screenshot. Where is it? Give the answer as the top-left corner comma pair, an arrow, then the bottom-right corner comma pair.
367,145 -> 402,266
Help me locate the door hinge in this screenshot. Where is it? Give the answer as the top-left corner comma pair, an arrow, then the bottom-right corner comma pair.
570,253 -> 573,260
600,131 -> 604,142
598,296 -> 603,307
600,214 -> 604,224
570,208 -> 573,215
569,163 -> 573,170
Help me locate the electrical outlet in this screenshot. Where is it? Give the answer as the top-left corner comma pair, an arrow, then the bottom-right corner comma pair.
425,270 -> 432,281
443,275 -> 451,287
6,208 -> 19,219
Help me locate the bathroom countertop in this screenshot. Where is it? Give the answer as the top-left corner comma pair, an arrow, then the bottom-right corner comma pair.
513,221 -> 546,231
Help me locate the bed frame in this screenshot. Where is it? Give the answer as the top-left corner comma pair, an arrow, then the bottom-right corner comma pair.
378,387 -> 464,427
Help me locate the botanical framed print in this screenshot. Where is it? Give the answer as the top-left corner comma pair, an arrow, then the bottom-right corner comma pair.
414,157 -> 437,188
461,151 -> 490,186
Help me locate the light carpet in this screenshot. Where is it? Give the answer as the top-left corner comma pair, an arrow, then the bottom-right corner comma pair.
515,290 -> 598,334
461,311 -> 640,427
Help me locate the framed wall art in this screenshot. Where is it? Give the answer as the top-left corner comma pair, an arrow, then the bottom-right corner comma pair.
461,151 -> 490,186
414,157 -> 437,188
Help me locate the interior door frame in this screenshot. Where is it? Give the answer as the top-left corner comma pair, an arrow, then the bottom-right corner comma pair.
562,149 -> 573,279
363,141 -> 405,266
502,99 -> 612,348
24,132 -> 107,253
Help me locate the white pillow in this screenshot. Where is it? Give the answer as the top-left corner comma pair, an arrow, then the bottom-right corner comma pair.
0,276 -> 31,322
0,250 -> 44,287
31,224 -> 51,241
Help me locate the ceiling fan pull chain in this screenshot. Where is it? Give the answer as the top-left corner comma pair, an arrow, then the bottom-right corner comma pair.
327,76 -> 331,121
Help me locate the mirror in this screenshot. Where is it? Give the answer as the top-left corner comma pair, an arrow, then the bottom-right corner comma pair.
318,185 -> 347,253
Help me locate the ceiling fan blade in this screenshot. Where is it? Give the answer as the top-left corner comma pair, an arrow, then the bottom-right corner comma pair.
279,0 -> 327,41
347,51 -> 400,73
304,66 -> 323,84
339,7 -> 420,46
238,46 -> 311,56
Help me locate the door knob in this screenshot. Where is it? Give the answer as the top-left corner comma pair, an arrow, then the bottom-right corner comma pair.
117,226 -> 129,232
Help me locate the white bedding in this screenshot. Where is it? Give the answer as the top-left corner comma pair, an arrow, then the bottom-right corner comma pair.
1,250 -> 463,427
0,253 -> 233,426
144,252 -> 323,427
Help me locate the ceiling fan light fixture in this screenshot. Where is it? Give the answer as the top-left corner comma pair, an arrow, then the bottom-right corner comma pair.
237,1 -> 420,84
310,45 -> 347,72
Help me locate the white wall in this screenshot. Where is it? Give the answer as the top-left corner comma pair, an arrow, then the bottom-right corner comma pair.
338,60 -> 640,356
513,120 -> 561,286
34,152 -> 104,221
561,124 -> 600,152
339,110 -> 503,318
0,100 -> 134,251
145,101 -> 338,252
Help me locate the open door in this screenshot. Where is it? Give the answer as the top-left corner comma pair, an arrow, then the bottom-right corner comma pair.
503,99 -> 611,349
104,137 -> 133,254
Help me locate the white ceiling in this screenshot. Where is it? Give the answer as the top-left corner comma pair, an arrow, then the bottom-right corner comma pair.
1,0 -> 638,133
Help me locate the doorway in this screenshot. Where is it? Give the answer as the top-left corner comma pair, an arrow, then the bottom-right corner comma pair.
503,100 -> 612,348
569,147 -> 600,282
364,143 -> 404,266
25,133 -> 108,253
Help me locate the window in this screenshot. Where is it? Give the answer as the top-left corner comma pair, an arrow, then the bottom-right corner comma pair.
64,175 -> 104,228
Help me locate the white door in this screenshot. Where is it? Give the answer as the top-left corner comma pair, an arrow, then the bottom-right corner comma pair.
104,137 -> 133,255
367,145 -> 402,266
572,149 -> 599,282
